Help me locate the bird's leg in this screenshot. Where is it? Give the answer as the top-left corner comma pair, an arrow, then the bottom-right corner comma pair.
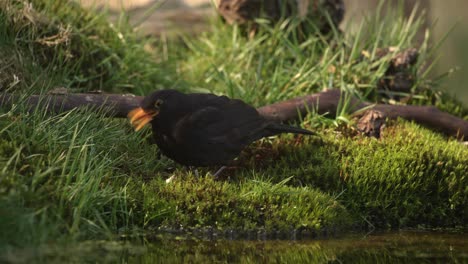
213,166 -> 227,179
155,149 -> 162,160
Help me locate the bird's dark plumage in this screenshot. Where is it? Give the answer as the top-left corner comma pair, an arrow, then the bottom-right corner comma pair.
129,89 -> 314,166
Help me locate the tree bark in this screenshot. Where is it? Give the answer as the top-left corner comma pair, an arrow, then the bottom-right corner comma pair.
1,89 -> 467,139
258,89 -> 468,139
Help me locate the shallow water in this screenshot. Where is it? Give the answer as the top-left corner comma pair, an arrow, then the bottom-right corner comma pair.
3,231 -> 467,263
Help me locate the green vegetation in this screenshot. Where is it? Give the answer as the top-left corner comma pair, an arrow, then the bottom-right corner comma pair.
0,0 -> 467,253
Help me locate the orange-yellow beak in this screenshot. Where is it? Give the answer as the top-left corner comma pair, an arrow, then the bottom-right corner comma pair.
128,107 -> 158,131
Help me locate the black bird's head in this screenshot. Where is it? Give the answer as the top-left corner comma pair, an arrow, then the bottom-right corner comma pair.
128,89 -> 184,131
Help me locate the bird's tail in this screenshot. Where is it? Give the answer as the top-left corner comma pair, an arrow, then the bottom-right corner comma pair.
265,123 -> 316,136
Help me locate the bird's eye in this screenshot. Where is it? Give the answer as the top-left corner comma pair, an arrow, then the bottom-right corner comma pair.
154,99 -> 163,108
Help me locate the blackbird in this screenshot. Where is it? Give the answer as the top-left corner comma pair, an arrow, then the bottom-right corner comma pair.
128,89 -> 314,167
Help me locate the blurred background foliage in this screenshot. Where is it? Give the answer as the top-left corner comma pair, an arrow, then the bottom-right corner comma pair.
78,0 -> 467,104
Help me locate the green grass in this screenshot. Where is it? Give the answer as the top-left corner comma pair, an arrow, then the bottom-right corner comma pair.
0,0 -> 178,94
0,0 -> 467,253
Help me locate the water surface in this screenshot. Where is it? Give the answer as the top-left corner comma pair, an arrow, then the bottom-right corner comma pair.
3,231 -> 467,263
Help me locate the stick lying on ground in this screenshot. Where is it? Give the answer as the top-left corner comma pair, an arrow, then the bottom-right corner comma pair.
1,89 -> 467,139
257,89 -> 468,139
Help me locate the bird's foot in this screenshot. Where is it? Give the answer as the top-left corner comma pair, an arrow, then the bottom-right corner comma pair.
213,166 -> 227,179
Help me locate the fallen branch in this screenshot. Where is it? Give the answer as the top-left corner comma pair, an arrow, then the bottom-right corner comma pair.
258,89 -> 468,139
1,89 -> 467,139
0,92 -> 141,118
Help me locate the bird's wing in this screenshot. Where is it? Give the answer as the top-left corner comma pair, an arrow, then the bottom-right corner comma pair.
172,99 -> 268,163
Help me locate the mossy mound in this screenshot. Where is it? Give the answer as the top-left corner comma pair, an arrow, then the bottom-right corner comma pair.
145,175 -> 350,231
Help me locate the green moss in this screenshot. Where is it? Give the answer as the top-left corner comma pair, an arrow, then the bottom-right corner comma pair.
143,175 -> 350,231
259,121 -> 467,228
337,121 -> 468,228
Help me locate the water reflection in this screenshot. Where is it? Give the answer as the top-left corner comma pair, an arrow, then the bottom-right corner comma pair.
131,232 -> 467,263
3,231 -> 467,263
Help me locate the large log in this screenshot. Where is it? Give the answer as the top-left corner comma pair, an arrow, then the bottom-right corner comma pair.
1,89 -> 467,139
0,92 -> 141,118
217,0 -> 345,35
